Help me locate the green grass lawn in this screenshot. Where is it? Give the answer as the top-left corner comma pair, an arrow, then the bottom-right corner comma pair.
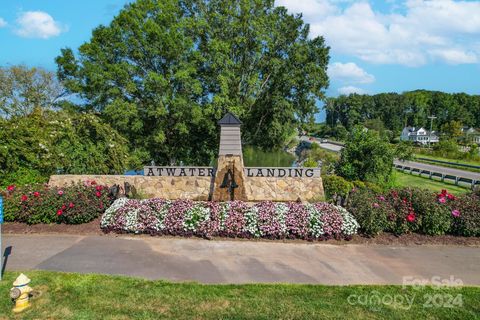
413,154 -> 480,173
393,171 -> 470,195
0,271 -> 478,319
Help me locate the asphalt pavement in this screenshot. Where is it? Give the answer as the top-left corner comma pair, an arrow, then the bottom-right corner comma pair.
3,234 -> 479,285
300,136 -> 479,183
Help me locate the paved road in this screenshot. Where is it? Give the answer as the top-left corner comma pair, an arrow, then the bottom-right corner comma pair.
394,160 -> 480,181
3,234 -> 480,285
300,136 -> 479,183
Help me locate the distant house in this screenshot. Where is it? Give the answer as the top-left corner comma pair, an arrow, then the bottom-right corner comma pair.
462,127 -> 480,145
400,127 -> 439,145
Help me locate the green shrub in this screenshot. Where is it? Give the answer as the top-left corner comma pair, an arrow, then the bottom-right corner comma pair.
450,193 -> 480,237
0,110 -> 133,186
408,188 -> 451,236
303,158 -> 318,167
322,175 -> 353,202
0,168 -> 48,189
352,180 -> 366,190
346,186 -> 473,237
364,182 -> 384,194
1,181 -> 111,224
336,126 -> 394,186
346,189 -> 388,236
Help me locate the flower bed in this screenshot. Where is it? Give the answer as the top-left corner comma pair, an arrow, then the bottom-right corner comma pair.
101,199 -> 359,240
347,187 -> 480,237
1,181 -> 111,224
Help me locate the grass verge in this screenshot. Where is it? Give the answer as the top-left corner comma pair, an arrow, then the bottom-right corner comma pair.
393,171 -> 470,195
413,154 -> 480,173
0,271 -> 479,319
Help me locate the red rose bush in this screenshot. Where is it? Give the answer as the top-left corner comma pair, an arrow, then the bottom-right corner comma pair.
1,182 -> 111,224
347,187 -> 480,237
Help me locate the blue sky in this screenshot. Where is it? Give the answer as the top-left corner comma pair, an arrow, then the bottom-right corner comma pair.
1,0 -> 479,122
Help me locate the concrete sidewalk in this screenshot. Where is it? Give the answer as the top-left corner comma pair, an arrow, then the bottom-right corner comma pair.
2,234 -> 479,285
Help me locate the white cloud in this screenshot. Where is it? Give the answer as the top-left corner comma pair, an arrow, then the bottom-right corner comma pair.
0,17 -> 7,28
276,0 -> 338,19
428,49 -> 477,65
328,62 -> 375,84
338,86 -> 366,95
279,0 -> 480,66
15,11 -> 65,39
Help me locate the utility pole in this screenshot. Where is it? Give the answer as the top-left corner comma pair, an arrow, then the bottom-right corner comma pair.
428,115 -> 437,148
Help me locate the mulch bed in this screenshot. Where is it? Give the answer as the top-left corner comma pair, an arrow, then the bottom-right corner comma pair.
2,219 -> 104,235
3,220 -> 480,246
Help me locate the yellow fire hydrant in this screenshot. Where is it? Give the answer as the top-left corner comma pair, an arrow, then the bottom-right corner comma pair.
10,273 -> 33,313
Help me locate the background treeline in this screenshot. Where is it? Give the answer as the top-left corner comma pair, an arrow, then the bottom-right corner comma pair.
324,90 -> 480,136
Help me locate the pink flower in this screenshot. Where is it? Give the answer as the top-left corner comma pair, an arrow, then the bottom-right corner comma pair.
33,191 -> 40,197
373,203 -> 380,208
95,191 -> 102,198
57,209 -> 63,216
407,213 -> 415,222
438,197 -> 446,204
378,196 -> 385,201
451,209 -> 460,217
96,185 -> 103,191
447,194 -> 455,200
69,202 -> 75,208
58,190 -> 64,196
62,205 -> 66,210
7,185 -> 15,192
21,195 -> 28,202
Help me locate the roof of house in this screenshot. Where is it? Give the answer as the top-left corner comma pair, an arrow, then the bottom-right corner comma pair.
462,127 -> 479,134
402,127 -> 438,137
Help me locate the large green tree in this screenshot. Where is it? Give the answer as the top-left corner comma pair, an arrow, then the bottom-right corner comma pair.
56,0 -> 329,165
0,65 -> 66,118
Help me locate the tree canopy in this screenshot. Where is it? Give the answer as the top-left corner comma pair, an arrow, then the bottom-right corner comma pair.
325,90 -> 480,135
0,65 -> 66,118
0,109 -> 131,186
56,0 -> 330,166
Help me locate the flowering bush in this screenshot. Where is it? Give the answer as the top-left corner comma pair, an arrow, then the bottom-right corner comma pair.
346,188 -> 390,236
450,193 -> 480,237
408,189 -> 451,236
1,182 -> 111,224
347,187 -> 480,237
101,199 -> 359,240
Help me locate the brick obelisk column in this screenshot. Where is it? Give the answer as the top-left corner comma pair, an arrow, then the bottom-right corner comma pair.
212,112 -> 248,201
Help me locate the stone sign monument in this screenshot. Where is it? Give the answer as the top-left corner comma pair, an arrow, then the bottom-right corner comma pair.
50,113 -> 324,201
